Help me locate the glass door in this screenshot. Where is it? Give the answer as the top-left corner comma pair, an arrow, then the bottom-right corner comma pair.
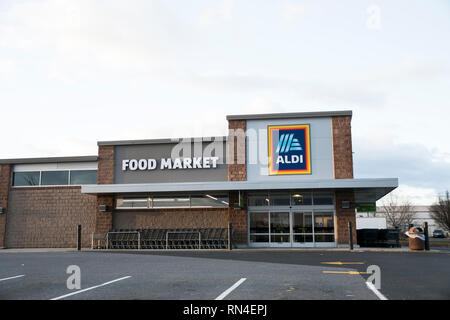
269,212 -> 290,247
291,211 -> 314,247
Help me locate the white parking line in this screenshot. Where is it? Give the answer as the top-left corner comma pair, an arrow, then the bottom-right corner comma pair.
50,276 -> 131,300
215,278 -> 247,300
0,274 -> 25,282
366,281 -> 388,300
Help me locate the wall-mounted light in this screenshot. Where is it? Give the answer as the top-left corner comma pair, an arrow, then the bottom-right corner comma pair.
98,205 -> 108,212
0,207 -> 4,214
341,201 -> 350,209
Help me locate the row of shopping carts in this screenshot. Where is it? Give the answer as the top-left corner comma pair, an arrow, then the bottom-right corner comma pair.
105,228 -> 229,250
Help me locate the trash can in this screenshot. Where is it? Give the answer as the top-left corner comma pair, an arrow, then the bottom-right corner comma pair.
405,227 -> 425,250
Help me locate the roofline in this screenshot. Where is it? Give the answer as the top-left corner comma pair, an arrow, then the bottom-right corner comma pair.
97,136 -> 228,146
226,110 -> 353,121
0,156 -> 98,165
81,178 -> 398,195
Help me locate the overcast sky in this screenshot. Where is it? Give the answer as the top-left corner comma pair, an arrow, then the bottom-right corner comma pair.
1,0 -> 449,205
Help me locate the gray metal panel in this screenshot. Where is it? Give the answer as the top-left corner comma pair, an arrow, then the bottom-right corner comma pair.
98,136 -> 228,146
114,140 -> 228,184
226,110 -> 352,120
246,117 -> 334,181
81,178 -> 399,201
0,156 -> 98,165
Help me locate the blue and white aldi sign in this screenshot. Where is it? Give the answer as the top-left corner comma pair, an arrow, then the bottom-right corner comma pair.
268,124 -> 311,175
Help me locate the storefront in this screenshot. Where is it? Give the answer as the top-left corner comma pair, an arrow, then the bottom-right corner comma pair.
0,110 -> 398,248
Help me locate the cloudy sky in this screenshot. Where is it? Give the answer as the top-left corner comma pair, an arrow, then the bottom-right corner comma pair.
0,0 -> 449,204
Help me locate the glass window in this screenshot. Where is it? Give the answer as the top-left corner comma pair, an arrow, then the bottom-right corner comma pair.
290,191 -> 312,205
315,234 -> 334,242
116,196 -> 149,209
292,212 -> 313,233
70,170 -> 97,185
293,234 -> 313,243
271,234 -> 290,243
12,172 -> 40,186
314,212 -> 334,233
191,194 -> 228,208
269,193 -> 290,206
250,212 -> 269,233
250,234 -> 269,242
270,212 -> 290,234
313,192 -> 334,205
41,171 -> 69,186
152,195 -> 190,208
248,192 -> 269,206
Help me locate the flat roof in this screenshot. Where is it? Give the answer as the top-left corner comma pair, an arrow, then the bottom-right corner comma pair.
226,110 -> 352,121
82,178 -> 398,202
0,155 -> 98,165
98,136 -> 228,146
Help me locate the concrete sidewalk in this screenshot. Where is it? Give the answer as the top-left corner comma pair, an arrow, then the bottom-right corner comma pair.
0,248 -> 78,254
1,247 -> 443,254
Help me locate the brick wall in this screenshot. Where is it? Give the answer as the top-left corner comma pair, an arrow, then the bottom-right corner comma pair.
227,120 -> 247,181
5,187 -> 97,248
96,145 -> 114,233
229,191 -> 247,245
113,208 -> 228,229
332,116 -> 354,179
0,164 -> 11,248
334,190 -> 357,245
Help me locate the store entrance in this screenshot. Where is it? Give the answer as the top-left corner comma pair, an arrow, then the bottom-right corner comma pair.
249,210 -> 335,247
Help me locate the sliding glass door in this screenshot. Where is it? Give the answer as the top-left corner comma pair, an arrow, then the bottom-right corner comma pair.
249,210 -> 335,247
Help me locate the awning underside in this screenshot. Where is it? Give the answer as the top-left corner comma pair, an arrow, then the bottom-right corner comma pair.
82,178 -> 398,202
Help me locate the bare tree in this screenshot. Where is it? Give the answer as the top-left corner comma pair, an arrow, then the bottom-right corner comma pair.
379,194 -> 415,230
429,191 -> 450,232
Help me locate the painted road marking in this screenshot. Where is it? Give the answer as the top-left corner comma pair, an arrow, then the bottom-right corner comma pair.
50,276 -> 131,300
215,278 -> 247,300
323,271 -> 368,275
366,281 -> 388,300
0,274 -> 25,282
321,262 -> 365,265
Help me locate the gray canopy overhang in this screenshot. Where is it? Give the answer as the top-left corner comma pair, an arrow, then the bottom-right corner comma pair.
81,178 -> 398,202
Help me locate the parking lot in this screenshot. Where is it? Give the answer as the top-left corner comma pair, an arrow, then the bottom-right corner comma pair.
0,249 -> 449,300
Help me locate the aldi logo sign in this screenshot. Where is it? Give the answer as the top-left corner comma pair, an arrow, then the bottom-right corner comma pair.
268,124 -> 311,175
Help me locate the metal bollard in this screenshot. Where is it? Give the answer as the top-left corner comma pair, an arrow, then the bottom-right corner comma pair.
228,222 -> 233,251
77,225 -> 81,251
348,221 -> 354,250
424,222 -> 430,251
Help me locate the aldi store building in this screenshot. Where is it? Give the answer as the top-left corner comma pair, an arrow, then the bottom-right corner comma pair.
0,111 -> 398,249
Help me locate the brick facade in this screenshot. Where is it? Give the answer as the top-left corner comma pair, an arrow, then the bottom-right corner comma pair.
96,145 -> 115,233
332,116 -> 356,246
227,120 -> 247,181
226,119 -> 248,244
0,164 -> 11,248
331,116 -> 354,179
113,208 -> 228,229
5,187 -> 96,248
334,190 -> 357,245
229,191 -> 247,245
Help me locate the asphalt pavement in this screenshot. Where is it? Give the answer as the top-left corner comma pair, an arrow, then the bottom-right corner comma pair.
0,250 -> 448,300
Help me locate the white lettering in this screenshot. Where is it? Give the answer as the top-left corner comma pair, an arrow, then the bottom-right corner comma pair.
138,159 -> 147,170
192,157 -> 202,168
211,156 -> 219,168
129,159 -> 138,171
203,157 -> 210,168
160,158 -> 172,169
173,158 -> 182,169
183,158 -> 192,168
122,160 -> 130,171
276,155 -> 284,164
148,159 -> 157,170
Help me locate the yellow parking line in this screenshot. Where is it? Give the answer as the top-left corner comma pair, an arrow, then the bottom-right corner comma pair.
323,271 -> 368,275
321,262 -> 365,265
